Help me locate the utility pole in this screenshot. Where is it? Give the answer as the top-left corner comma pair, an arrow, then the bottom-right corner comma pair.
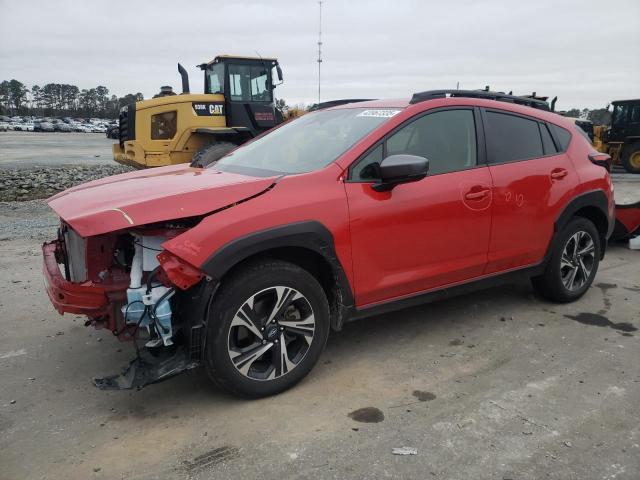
317,1 -> 323,105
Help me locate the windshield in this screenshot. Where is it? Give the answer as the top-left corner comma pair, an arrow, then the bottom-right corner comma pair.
205,63 -> 225,94
213,108 -> 402,176
611,104 -> 627,126
228,64 -> 272,102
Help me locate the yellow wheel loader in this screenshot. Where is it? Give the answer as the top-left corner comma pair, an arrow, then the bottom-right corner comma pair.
113,55 -> 284,168
593,99 -> 640,174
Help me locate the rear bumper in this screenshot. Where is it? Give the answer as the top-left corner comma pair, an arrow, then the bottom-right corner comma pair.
42,240 -> 109,316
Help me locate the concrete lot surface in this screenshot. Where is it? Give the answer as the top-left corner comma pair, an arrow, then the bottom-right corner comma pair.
0,202 -> 638,480
0,132 -> 114,168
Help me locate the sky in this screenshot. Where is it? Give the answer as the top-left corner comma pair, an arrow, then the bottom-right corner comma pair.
0,0 -> 638,110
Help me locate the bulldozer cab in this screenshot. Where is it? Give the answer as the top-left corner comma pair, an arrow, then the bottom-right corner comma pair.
609,100 -> 640,143
199,56 -> 283,134
592,99 -> 640,173
112,55 -> 285,169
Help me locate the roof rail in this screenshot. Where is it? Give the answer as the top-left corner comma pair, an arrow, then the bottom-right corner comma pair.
409,89 -> 551,111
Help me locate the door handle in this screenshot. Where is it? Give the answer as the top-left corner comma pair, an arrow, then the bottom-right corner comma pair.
550,168 -> 568,180
465,189 -> 490,200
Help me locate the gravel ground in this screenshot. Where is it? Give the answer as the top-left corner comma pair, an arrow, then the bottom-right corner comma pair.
0,164 -> 134,201
0,132 -> 134,201
0,201 -> 639,480
0,199 -> 57,240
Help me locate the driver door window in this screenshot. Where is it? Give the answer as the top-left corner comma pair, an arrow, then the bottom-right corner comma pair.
350,109 -> 477,181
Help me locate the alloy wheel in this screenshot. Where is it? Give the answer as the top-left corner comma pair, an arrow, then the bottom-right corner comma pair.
560,230 -> 595,291
227,286 -> 316,381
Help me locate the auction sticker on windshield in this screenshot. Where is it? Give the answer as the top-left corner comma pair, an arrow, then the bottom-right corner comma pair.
356,109 -> 401,118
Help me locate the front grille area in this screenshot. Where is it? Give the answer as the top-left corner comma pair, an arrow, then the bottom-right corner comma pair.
63,226 -> 87,283
118,103 -> 136,148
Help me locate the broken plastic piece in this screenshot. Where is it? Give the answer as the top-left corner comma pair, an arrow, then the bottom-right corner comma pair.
392,447 -> 418,455
93,347 -> 199,390
157,250 -> 204,290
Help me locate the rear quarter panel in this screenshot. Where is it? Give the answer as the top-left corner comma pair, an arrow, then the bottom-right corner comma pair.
564,125 -> 614,221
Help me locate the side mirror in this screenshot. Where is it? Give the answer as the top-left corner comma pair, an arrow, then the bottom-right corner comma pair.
273,64 -> 283,88
372,154 -> 429,192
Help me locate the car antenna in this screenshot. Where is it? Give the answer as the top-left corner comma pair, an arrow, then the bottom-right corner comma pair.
255,50 -> 268,74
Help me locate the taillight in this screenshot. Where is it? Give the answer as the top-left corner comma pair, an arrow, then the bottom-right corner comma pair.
157,251 -> 204,290
589,152 -> 611,172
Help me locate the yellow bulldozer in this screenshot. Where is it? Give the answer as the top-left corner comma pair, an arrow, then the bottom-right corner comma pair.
592,99 -> 640,174
113,55 -> 284,168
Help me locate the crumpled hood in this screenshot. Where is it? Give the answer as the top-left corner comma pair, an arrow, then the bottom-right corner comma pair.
48,164 -> 277,237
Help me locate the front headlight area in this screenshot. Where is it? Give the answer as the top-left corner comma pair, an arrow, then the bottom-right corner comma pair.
124,233 -> 176,348
47,221 -> 210,389
119,226 -> 204,349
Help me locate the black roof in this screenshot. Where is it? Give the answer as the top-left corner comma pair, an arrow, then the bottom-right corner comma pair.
611,99 -> 640,105
409,89 -> 551,111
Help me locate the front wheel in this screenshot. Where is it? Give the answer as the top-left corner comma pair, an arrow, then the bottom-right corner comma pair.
190,141 -> 236,168
204,260 -> 330,397
621,145 -> 640,174
532,217 -> 601,302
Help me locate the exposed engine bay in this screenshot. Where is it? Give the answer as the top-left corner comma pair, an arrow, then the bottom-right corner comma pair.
43,222 -> 210,389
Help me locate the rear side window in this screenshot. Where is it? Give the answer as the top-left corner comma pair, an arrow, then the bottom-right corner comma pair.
539,123 -> 557,155
549,124 -> 572,151
485,111 -> 543,164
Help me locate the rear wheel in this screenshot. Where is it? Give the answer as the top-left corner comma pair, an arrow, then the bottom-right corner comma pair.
531,217 -> 600,302
621,145 -> 640,174
204,260 -> 330,397
190,141 -> 236,168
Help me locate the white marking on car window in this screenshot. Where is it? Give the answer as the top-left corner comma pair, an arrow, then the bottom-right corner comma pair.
356,109 -> 401,118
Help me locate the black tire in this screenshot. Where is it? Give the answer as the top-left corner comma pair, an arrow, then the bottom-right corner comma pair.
204,259 -> 330,398
621,145 -> 640,174
531,217 -> 601,302
190,141 -> 236,168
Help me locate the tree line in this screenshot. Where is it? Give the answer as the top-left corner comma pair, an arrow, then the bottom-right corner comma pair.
0,79 -> 143,119
562,108 -> 611,126
1,78 -> 615,125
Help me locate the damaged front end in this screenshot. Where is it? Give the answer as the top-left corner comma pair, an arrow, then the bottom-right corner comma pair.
42,222 -> 212,389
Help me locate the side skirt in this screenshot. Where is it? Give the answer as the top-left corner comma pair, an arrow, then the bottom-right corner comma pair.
346,264 -> 543,322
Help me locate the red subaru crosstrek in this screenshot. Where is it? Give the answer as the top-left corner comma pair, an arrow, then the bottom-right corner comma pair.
42,90 -> 614,397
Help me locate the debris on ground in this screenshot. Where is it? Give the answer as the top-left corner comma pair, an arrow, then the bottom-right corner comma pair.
392,447 -> 418,455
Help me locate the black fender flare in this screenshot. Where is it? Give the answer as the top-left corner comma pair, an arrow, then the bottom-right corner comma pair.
545,190 -> 611,265
201,220 -> 355,311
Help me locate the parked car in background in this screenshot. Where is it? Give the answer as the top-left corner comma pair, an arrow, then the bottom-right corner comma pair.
14,122 -> 34,131
39,122 -> 55,132
106,124 -> 119,139
0,122 -> 8,131
0,115 -> 116,132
